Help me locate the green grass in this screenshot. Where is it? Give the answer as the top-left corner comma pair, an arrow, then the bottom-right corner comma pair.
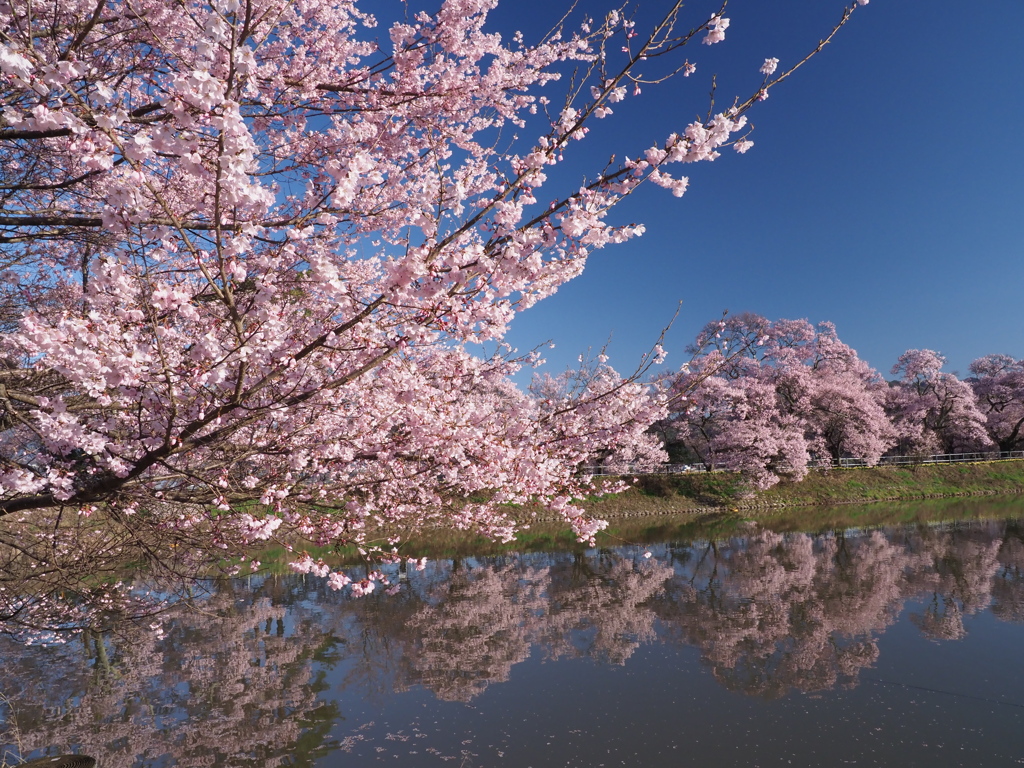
576,459 -> 1024,518
575,472 -> 747,517
104,461 -> 1024,574
732,495 -> 1024,534
754,460 -> 1024,508
253,494 -> 1024,571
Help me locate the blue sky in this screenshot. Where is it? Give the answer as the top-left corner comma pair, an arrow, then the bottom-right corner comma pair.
472,0 -> 1024,381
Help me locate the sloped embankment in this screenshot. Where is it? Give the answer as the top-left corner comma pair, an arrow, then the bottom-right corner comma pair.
580,460 -> 1024,518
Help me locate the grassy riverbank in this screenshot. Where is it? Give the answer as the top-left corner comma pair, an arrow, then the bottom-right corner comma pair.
256,494 -> 1024,568
251,461 -> 1024,568
397,470 -> 1024,559
580,459 -> 1024,518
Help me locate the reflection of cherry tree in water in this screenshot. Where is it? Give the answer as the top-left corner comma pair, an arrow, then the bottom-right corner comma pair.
8,521 -> 1024,764
398,558 -> 549,702
537,551 -> 673,666
392,552 -> 674,700
301,531 -> 1024,708
652,531 -> 913,698
992,521 -> 1024,623
0,579 -> 339,767
647,522 -> 1024,697
291,553 -> 672,703
279,551 -> 669,704
903,523 -> 1002,640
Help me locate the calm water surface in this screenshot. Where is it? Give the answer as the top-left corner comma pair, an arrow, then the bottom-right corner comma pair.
3,514 -> 1024,767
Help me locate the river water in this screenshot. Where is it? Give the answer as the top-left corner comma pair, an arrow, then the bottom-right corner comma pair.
3,508 -> 1024,767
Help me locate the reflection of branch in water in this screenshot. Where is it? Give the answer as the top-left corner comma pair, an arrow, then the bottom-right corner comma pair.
18,756 -> 96,768
1,582 -> 341,768
0,503 -> 245,643
1,691 -> 25,767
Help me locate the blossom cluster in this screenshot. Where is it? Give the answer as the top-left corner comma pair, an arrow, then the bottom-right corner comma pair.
0,0 -> 868,603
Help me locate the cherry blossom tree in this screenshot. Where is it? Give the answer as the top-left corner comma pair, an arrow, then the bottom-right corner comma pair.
887,349 -> 992,455
968,355 -> 1024,453
0,502 -> 202,639
657,314 -> 894,488
666,353 -> 809,489
0,0 -> 870,609
771,320 -> 895,465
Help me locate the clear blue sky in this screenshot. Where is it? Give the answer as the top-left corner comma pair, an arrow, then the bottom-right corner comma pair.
472,0 -> 1024,381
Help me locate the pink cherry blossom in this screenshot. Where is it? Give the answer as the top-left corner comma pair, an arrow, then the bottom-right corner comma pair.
657,314 -> 896,488
0,0 -> 868,602
968,355 -> 1024,452
703,16 -> 730,45
888,349 -> 992,454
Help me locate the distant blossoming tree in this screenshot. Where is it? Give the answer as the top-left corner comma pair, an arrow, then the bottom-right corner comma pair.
887,349 -> 992,455
968,355 -> 1024,453
658,314 -> 893,488
0,0 -> 868,613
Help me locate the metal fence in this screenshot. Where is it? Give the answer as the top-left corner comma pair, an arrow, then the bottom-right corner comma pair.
829,451 -> 1024,468
583,451 -> 1024,477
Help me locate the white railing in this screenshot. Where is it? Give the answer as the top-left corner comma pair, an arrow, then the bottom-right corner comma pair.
829,451 -> 1024,468
583,451 -> 1024,477
581,462 -> 707,477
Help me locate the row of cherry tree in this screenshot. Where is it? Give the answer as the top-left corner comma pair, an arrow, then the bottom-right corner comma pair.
651,313 -> 1024,489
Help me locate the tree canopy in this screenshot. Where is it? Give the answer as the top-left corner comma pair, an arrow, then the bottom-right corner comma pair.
0,0 -> 868,628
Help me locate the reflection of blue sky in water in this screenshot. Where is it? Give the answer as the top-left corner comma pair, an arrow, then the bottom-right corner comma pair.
3,517 -> 1024,766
